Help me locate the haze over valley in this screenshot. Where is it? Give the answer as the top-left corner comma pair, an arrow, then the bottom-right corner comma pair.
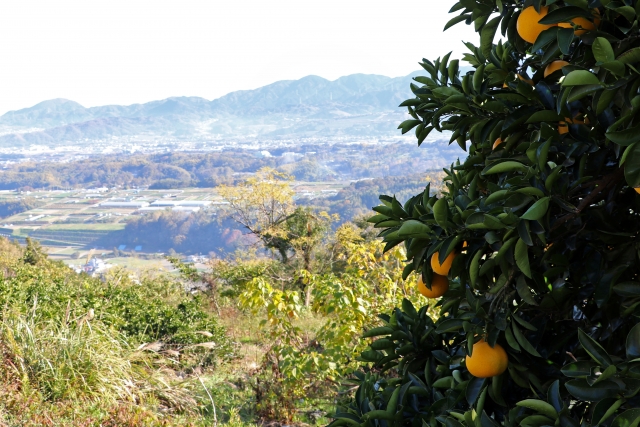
0,70 -> 462,163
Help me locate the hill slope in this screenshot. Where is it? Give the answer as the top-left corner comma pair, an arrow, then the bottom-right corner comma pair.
0,70 -> 456,146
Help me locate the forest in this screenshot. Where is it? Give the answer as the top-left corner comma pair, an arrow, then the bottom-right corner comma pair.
0,141 -> 458,190
0,197 -> 42,219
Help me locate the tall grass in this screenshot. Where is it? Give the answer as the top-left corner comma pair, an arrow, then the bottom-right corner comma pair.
0,238 -> 227,425
0,311 -> 204,423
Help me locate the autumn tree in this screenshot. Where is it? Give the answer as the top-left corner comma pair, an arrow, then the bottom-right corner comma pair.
334,1 -> 640,426
218,168 -> 296,262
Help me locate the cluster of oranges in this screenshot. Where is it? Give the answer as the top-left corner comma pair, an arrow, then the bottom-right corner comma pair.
517,5 -> 600,44
415,245 -> 509,378
511,6 -> 600,86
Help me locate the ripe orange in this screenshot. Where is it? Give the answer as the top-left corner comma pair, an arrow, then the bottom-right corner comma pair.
492,137 -> 503,150
517,6 -> 555,44
544,60 -> 569,78
431,251 -> 456,275
558,10 -> 600,35
635,187 -> 640,195
466,339 -> 509,378
418,274 -> 449,298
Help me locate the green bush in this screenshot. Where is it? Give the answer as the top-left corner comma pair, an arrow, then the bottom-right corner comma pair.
335,1 -> 640,426
0,240 -> 231,356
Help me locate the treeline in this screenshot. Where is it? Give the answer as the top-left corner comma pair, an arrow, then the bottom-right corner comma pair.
300,171 -> 446,221
0,197 -> 43,219
115,210 -> 247,255
0,142 -> 460,190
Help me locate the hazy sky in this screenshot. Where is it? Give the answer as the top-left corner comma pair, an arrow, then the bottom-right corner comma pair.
0,1 -> 477,115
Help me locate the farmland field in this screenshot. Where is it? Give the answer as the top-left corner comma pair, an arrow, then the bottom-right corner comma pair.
0,181 -> 351,262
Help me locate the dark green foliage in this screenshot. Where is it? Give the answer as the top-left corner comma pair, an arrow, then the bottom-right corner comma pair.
336,1 -> 640,426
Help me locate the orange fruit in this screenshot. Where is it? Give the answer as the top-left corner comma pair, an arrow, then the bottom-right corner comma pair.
418,274 -> 449,298
466,339 -> 509,378
492,137 -> 503,150
558,11 -> 599,35
635,188 -> 640,195
558,115 -> 590,134
544,60 -> 569,78
517,74 -> 534,85
431,251 -> 456,275
517,6 -> 556,44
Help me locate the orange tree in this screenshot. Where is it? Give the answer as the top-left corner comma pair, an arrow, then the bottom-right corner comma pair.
332,1 -> 640,426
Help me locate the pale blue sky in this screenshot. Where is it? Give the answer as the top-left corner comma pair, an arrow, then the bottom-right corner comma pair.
0,0 -> 477,114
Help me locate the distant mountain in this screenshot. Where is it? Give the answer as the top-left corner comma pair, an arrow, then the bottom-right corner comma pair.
0,70 -> 465,147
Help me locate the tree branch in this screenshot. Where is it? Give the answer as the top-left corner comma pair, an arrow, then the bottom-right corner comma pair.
550,167 -> 624,233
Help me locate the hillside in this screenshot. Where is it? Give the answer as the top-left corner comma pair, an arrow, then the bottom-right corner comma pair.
0,70 -> 467,146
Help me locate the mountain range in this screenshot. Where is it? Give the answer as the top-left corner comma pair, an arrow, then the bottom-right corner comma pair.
0,70 -> 451,148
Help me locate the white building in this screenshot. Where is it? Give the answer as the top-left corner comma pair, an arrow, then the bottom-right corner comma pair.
100,201 -> 150,208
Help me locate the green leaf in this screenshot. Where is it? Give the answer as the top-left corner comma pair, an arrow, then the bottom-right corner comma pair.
607,123 -> 640,147
525,110 -> 564,123
516,400 -> 558,420
618,47 -> 640,64
611,409 -> 640,427
627,323 -> 640,359
433,198 -> 448,228
601,61 -> 626,77
613,281 -> 640,296
562,70 -> 602,86
465,377 -> 486,406
557,27 -> 574,55
398,119 -> 422,134
595,398 -> 625,425
593,37 -> 615,63
516,187 -> 545,198
615,6 -> 637,22
515,239 -> 532,278
398,220 -> 431,238
561,360 -> 598,377
578,329 -> 613,367
548,381 -> 562,412
538,6 -> 593,24
481,16 -> 501,59
362,326 -> 393,338
485,189 -> 510,205
520,197 -> 550,221
436,319 -> 465,333
624,142 -> 640,187
332,413 -> 364,426
505,325 -> 521,351
482,161 -> 528,175
367,214 -> 389,223
565,379 -> 620,402
444,13 -> 471,31
516,276 -> 538,306
470,250 -> 483,287
598,89 -> 617,115
512,322 -> 541,357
